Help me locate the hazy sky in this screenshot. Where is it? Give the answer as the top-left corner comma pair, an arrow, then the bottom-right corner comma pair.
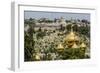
24,11 -> 90,21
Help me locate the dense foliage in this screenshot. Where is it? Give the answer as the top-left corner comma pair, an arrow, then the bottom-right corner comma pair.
24,18 -> 90,61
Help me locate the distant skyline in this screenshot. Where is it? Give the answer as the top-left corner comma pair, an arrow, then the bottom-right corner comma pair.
24,11 -> 90,21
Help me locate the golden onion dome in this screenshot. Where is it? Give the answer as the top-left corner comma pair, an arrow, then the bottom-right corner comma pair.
57,44 -> 64,49
64,31 -> 80,42
72,43 -> 79,48
80,42 -> 86,48
56,44 -> 64,52
65,31 -> 75,41
35,53 -> 40,60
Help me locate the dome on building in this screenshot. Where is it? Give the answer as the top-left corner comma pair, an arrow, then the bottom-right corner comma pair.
80,42 -> 86,48
56,43 -> 64,52
63,26 -> 81,48
63,31 -> 80,47
57,44 -> 64,49
72,43 -> 79,48
35,53 -> 41,60
64,31 -> 79,42
64,32 -> 74,43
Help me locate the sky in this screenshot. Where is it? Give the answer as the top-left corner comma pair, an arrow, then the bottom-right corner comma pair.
24,11 -> 90,21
